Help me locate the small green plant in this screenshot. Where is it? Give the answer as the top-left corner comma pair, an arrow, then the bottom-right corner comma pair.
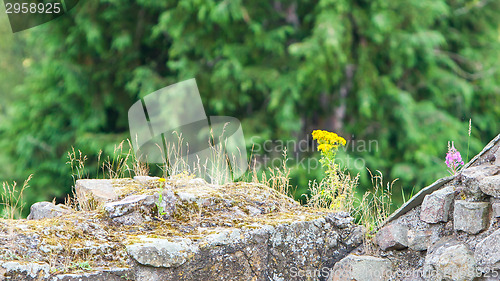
120,273 -> 134,280
155,178 -> 167,217
401,185 -> 416,204
70,261 -> 92,271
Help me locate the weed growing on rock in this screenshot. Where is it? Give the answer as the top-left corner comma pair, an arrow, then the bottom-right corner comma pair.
67,148 -> 88,182
155,128 -> 245,185
357,170 -> 395,233
260,149 -> 292,197
70,261 -> 92,271
307,130 -> 358,212
401,185 -> 416,204
156,178 -> 167,217
101,140 -> 135,179
306,130 -> 397,251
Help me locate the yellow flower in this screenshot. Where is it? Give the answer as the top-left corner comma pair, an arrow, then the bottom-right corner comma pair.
318,143 -> 333,152
312,130 -> 347,149
158,178 -> 166,182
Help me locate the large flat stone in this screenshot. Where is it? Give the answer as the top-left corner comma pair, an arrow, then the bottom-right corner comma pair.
454,201 -> 489,234
375,223 -> 408,251
75,178 -> 143,210
329,254 -> 392,281
130,216 -> 359,281
127,237 -> 199,268
420,187 -> 455,223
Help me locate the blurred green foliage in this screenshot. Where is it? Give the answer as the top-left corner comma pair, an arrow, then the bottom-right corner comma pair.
0,0 -> 499,214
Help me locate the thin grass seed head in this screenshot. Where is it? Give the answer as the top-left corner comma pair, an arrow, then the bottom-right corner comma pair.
468,119 -> 471,136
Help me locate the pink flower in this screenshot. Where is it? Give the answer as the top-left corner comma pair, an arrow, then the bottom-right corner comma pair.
446,141 -> 464,175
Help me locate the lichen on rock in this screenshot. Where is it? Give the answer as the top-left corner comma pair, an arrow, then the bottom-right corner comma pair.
0,175 -> 362,280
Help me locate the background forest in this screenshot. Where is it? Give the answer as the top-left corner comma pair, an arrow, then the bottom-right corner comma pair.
0,0 -> 499,216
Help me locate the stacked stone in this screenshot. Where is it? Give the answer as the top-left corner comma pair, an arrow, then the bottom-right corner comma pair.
368,147 -> 500,281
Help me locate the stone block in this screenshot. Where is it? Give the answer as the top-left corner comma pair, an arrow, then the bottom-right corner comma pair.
492,204 -> 500,218
420,187 -> 455,223
408,229 -> 431,251
1,262 -> 50,280
454,200 -> 489,234
127,237 -> 199,268
75,179 -> 118,207
375,223 -> 409,251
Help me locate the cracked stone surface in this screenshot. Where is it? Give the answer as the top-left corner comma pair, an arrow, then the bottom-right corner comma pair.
132,216 -> 361,281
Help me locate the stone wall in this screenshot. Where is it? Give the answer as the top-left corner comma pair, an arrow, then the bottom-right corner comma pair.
334,133 -> 500,281
0,177 -> 362,281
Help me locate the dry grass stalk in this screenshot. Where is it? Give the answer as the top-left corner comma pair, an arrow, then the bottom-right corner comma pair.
1,174 -> 33,220
67,148 -> 88,183
265,149 -> 291,197
355,169 -> 396,253
101,140 -> 133,179
306,168 -> 359,213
